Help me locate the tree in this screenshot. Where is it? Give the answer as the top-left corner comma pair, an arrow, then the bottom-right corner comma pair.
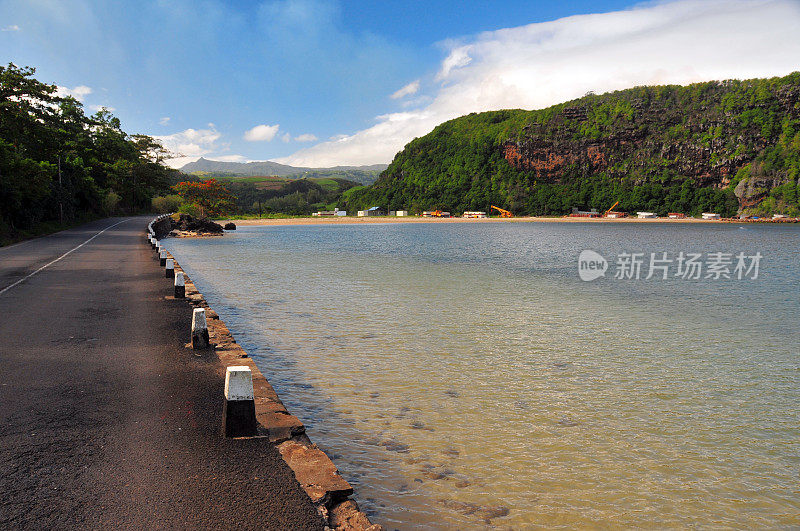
0,63 -> 176,243
173,179 -> 235,217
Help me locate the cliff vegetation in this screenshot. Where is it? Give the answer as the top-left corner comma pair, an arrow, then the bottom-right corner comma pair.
347,73 -> 800,217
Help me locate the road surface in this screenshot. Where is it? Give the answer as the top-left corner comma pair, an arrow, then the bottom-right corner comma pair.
0,217 -> 325,529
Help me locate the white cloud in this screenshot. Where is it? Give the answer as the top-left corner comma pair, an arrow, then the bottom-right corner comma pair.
154,126 -> 222,168
294,133 -> 318,142
390,80 -> 420,99
159,117 -> 170,126
211,154 -> 248,162
281,132 -> 291,143
275,0 -> 800,167
244,123 -> 280,142
1,24 -> 20,31
55,85 -> 92,101
436,46 -> 471,80
89,104 -> 115,112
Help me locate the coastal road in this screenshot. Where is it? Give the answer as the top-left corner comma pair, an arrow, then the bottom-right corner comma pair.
0,217 -> 324,529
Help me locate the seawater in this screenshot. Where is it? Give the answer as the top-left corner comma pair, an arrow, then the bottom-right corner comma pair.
162,222 -> 800,529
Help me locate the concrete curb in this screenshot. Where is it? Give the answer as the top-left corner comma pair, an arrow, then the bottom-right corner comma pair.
147,215 -> 381,531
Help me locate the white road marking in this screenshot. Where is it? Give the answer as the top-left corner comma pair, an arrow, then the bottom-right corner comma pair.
0,218 -> 131,296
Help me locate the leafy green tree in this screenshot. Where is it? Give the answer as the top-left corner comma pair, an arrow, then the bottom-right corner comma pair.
0,63 -> 176,243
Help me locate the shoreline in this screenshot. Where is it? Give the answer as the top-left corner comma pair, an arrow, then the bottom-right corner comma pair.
151,216 -> 381,531
221,215 -> 793,226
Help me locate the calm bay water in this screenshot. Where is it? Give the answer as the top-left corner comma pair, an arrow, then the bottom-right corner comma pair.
163,222 -> 800,529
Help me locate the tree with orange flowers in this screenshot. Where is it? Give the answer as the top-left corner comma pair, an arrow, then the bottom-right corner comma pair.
173,179 -> 234,217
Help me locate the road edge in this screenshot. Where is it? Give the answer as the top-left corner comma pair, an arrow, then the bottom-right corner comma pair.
150,216 -> 382,531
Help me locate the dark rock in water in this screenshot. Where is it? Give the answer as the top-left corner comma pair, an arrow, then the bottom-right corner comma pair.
444,389 -> 460,398
423,467 -> 455,481
380,439 -> 410,453
557,417 -> 581,427
223,222 -> 236,230
424,471 -> 449,481
172,213 -> 223,234
440,499 -> 511,523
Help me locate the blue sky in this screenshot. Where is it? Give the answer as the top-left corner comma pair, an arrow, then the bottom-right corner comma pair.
2,0 -> 800,168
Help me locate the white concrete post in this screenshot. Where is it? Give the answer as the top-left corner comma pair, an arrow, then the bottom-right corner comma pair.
159,250 -> 168,266
222,366 -> 257,437
165,258 -> 174,278
191,308 -> 209,349
224,367 -> 254,401
174,272 -> 185,298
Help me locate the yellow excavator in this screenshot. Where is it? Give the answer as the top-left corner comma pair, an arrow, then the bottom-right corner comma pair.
490,205 -> 513,218
604,201 -> 620,216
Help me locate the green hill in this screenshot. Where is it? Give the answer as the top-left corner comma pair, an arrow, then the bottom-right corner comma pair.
346,73 -> 800,217
170,172 -> 361,216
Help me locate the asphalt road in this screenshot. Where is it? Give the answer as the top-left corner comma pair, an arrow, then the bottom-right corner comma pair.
0,217 -> 325,530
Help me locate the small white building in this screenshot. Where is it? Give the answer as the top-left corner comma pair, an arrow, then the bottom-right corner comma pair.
773,214 -> 788,219
637,212 -> 657,219
702,212 -> 721,220
313,208 -> 347,217
358,206 -> 385,217
395,210 -> 408,216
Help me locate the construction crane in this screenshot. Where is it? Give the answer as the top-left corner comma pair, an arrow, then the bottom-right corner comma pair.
490,205 -> 513,218
604,201 -> 620,216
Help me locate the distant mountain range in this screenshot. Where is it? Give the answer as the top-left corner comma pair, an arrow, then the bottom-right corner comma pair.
180,157 -> 387,177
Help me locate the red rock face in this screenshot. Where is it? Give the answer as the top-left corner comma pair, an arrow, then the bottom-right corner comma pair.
502,142 -> 568,175
501,112 -> 747,188
501,139 -> 608,182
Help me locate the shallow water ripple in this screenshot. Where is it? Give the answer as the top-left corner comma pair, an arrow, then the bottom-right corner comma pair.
164,222 -> 800,529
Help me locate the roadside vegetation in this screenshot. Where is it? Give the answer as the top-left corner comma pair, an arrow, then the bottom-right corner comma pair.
0,63 -> 176,245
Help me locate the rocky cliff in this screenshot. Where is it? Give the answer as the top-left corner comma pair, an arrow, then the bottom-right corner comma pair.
347,73 -> 800,217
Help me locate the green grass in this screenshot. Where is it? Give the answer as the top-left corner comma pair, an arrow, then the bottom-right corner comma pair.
311,178 -> 339,192
211,175 -> 276,183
